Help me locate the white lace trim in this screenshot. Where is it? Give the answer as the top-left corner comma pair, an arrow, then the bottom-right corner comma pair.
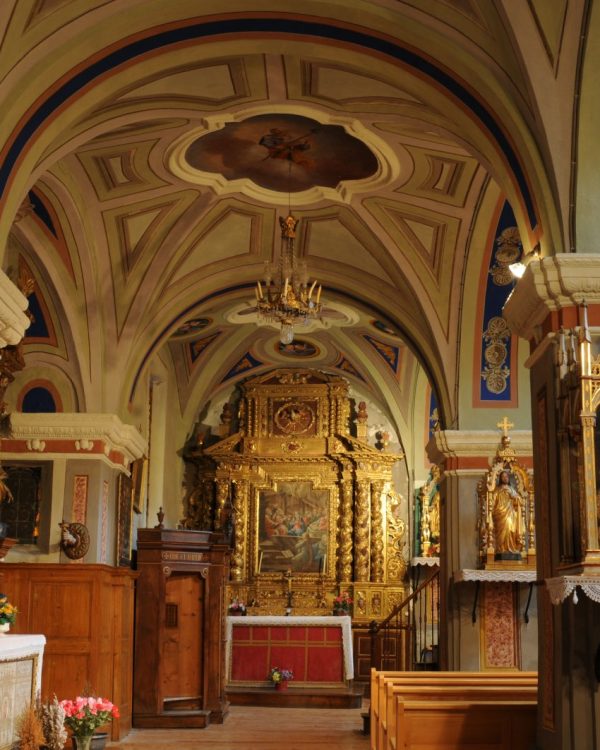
454,568 -> 536,583
545,576 -> 600,605
411,557 -> 440,567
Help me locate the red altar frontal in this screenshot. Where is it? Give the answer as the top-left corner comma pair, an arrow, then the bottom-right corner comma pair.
226,615 -> 354,688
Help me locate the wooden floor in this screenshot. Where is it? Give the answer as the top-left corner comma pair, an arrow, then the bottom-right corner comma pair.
108,705 -> 369,749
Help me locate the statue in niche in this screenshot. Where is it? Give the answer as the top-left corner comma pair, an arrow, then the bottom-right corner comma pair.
478,419 -> 534,568
490,469 -> 525,556
418,466 -> 441,558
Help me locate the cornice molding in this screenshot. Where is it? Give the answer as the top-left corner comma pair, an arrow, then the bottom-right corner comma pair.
0,270 -> 30,346
427,429 -> 532,463
504,255 -> 600,340
8,413 -> 147,464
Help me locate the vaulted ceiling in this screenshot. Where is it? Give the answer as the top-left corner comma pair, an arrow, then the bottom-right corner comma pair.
0,0 -> 577,447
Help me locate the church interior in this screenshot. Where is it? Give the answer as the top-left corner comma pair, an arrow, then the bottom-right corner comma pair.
1,2 -> 600,749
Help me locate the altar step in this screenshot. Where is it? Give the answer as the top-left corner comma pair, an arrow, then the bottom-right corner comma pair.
226,685 -> 363,709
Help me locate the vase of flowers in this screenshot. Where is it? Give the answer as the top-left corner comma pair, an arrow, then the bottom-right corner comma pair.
228,598 -> 246,616
0,592 -> 17,633
333,591 -> 352,616
269,666 -> 293,690
59,696 -> 119,750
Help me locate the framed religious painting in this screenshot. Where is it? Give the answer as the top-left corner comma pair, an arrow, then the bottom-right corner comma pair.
116,472 -> 133,567
254,479 -> 335,577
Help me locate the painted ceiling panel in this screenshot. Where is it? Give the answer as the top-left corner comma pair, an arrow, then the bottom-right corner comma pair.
309,63 -> 424,103
528,0 -> 568,68
171,209 -> 254,282
304,217 -> 390,282
117,64 -> 237,102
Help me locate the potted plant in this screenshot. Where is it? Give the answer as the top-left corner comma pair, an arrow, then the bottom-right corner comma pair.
333,591 -> 352,616
59,696 -> 119,750
269,666 -> 293,691
0,592 -> 17,633
228,597 -> 246,616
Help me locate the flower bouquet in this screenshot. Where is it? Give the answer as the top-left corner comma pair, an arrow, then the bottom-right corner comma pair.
59,696 -> 119,750
269,666 -> 293,690
333,591 -> 352,616
228,597 -> 246,616
0,592 -> 17,633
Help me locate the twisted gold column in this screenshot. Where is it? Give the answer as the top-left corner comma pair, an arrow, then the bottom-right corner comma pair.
370,480 -> 385,582
354,480 -> 370,581
338,467 -> 354,581
231,480 -> 248,581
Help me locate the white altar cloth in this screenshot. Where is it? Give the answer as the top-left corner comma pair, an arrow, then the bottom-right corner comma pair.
226,615 -> 354,681
0,634 -> 46,750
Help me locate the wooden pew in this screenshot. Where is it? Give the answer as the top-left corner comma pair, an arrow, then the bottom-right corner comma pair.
393,699 -> 537,750
384,684 -> 537,750
370,670 -> 537,750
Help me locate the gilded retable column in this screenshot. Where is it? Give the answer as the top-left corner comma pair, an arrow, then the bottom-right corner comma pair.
354,478 -> 370,581
370,479 -> 385,582
338,462 -> 354,581
230,479 -> 248,581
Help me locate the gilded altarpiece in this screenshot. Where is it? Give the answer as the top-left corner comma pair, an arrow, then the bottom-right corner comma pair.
181,369 -> 407,622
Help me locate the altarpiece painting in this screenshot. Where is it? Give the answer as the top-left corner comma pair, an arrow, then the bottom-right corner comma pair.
257,481 -> 331,574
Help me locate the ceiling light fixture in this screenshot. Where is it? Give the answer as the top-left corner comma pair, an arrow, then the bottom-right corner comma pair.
253,166 -> 322,345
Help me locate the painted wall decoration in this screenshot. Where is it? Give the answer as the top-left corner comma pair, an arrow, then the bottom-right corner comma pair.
276,339 -> 319,358
479,202 -> 522,400
257,481 -> 329,574
362,334 -> 401,375
222,351 -> 263,382
173,317 -> 212,337
116,472 -> 133,567
372,319 -> 401,337
100,479 -> 109,564
185,113 -> 378,193
333,354 -> 365,381
72,475 -> 88,525
188,331 -> 221,363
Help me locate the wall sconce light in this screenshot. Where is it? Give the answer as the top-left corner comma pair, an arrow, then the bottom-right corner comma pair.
509,247 -> 540,278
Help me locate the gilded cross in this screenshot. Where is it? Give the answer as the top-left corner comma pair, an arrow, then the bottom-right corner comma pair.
497,416 -> 514,437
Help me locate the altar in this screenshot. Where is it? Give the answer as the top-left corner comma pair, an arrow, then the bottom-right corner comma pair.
0,634 -> 46,750
226,616 -> 354,688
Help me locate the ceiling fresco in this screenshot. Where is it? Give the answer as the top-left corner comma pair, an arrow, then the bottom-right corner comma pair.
184,113 -> 378,193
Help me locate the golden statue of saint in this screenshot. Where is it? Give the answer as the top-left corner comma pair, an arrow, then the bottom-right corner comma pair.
490,469 -> 524,554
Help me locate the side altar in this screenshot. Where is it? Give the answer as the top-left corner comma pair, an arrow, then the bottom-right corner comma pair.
226,615 -> 353,688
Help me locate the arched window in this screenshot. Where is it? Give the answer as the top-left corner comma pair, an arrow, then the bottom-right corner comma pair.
21,386 -> 57,413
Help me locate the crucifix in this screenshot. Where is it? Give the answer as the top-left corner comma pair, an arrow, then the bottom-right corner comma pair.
283,569 -> 293,614
497,416 -> 514,438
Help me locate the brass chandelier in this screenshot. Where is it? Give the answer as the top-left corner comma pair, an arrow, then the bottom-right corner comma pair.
254,211 -> 322,345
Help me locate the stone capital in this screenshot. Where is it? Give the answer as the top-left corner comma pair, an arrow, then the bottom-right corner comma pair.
503,255 -> 600,341
427,429 -> 533,467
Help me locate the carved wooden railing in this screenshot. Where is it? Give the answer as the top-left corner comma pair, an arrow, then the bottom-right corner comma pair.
369,568 -> 440,673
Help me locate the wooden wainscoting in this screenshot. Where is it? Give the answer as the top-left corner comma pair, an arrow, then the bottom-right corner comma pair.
1,563 -> 137,740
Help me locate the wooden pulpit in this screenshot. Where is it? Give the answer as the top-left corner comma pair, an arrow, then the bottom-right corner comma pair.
132,529 -> 230,728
